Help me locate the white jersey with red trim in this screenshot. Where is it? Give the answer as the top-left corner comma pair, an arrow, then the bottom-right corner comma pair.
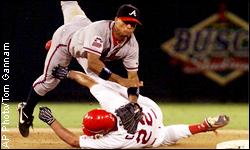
69,20 -> 139,72
79,83 -> 166,149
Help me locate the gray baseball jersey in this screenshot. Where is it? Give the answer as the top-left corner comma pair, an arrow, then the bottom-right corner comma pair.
33,16 -> 139,96
69,20 -> 139,72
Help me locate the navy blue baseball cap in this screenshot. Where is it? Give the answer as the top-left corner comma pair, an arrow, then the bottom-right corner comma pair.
116,4 -> 142,25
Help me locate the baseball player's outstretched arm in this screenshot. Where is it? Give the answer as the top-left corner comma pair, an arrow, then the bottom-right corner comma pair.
50,120 -> 80,148
51,65 -> 97,89
68,70 -> 97,89
39,107 -> 80,147
128,71 -> 140,81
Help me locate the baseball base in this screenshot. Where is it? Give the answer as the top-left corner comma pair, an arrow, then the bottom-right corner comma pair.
216,140 -> 249,149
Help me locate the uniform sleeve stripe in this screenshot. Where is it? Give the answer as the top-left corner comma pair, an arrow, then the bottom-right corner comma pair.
125,67 -> 138,71
83,47 -> 102,56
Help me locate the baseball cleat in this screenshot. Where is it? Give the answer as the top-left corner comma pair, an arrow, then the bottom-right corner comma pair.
203,114 -> 230,131
17,102 -> 34,137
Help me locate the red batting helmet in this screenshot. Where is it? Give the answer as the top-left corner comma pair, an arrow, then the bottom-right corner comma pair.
82,109 -> 117,136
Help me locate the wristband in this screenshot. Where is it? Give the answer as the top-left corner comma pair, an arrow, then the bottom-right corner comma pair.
48,118 -> 56,126
127,87 -> 140,97
99,67 -> 112,80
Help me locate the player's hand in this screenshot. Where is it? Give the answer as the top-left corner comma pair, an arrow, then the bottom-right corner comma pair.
52,65 -> 69,80
39,106 -> 56,125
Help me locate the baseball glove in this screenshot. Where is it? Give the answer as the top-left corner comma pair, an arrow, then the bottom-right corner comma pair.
52,65 -> 69,80
115,102 -> 143,134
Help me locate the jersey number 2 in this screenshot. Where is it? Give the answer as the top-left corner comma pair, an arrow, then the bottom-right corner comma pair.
125,111 -> 154,144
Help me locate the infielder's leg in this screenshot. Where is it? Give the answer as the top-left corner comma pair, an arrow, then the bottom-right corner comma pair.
25,27 -> 72,110
61,1 -> 89,24
45,1 -> 91,50
18,24 -> 72,137
18,1 -> 91,138
25,1 -> 90,115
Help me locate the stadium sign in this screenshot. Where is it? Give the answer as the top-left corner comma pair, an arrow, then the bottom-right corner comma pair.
161,11 -> 249,86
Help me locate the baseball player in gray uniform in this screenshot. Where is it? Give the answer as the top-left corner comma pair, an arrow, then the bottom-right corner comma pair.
38,69 -> 230,149
18,1 -> 143,137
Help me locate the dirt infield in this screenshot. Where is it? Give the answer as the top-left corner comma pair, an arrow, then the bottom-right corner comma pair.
1,128 -> 248,149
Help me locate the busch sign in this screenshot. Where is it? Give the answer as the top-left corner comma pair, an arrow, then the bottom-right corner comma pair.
162,11 -> 249,86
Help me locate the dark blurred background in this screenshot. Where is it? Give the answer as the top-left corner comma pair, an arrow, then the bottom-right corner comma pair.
1,0 -> 249,103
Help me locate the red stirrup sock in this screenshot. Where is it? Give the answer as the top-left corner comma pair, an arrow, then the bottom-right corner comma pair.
188,122 -> 209,134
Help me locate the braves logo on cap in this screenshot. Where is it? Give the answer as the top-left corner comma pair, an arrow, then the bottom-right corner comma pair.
129,10 -> 137,17
116,4 -> 142,25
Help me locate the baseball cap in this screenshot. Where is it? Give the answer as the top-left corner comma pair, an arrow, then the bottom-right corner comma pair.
116,4 -> 142,25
